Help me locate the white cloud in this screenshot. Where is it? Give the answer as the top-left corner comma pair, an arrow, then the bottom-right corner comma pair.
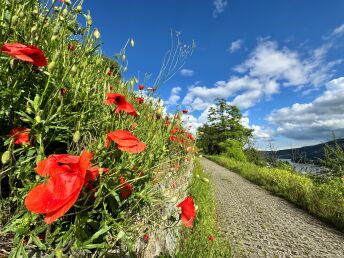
228,39 -> 243,53
180,69 -> 194,77
183,39 -> 339,110
329,23 -> 344,38
212,0 -> 228,18
267,77 -> 344,140
165,87 -> 182,106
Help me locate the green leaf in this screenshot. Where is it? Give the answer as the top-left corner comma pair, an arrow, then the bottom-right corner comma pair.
83,225 -> 111,245
30,235 -> 46,250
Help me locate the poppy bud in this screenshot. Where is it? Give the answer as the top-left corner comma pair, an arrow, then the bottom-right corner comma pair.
76,5 -> 82,13
93,29 -> 100,39
33,95 -> 40,111
19,11 -> 25,18
62,8 -> 68,17
1,151 -> 10,165
10,59 -> 15,69
26,102 -> 32,114
48,61 -> 56,73
11,15 -> 18,27
86,14 -> 92,26
71,65 -> 77,74
123,67 -> 127,72
122,54 -> 126,62
35,115 -> 41,124
130,39 -> 135,47
73,131 -> 80,143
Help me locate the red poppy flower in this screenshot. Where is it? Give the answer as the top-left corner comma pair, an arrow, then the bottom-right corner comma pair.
67,43 -> 76,51
181,130 -> 185,134
172,127 -> 179,134
187,133 -> 194,140
169,135 -> 176,142
85,166 -> 108,186
208,235 -> 215,241
24,150 -> 92,224
9,127 -> 31,145
143,234 -> 149,242
136,97 -> 144,104
1,43 -> 48,66
177,196 -> 196,228
138,85 -> 144,90
182,109 -> 189,114
106,130 -> 146,154
105,93 -> 137,116
118,176 -> 133,199
164,121 -> 171,126
60,87 -> 67,96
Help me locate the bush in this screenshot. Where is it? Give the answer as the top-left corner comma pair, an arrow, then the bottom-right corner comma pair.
0,0 -> 195,256
219,139 -> 246,162
208,155 -> 344,232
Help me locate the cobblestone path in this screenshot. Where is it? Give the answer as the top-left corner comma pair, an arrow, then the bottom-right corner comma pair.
201,158 -> 344,258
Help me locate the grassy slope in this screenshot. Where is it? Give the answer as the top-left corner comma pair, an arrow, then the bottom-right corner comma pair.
175,159 -> 231,258
208,155 -> 344,232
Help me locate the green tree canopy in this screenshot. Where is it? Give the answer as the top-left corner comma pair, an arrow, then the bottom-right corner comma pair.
197,99 -> 253,155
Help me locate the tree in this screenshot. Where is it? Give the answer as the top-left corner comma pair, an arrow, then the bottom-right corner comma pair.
197,99 -> 253,155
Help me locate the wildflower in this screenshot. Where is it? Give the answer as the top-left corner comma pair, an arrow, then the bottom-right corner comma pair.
67,43 -> 76,51
24,150 -> 92,224
85,166 -> 108,186
106,130 -> 146,154
164,121 -> 171,126
9,127 -> 31,145
143,234 -> 149,242
172,127 -> 179,134
177,196 -> 196,228
169,135 -> 176,142
118,176 -> 133,199
138,85 -> 144,90
182,109 -> 188,114
147,87 -> 156,92
105,93 -> 137,116
60,87 -> 67,96
187,133 -> 194,140
0,43 -> 48,66
208,235 -> 215,241
136,97 -> 144,104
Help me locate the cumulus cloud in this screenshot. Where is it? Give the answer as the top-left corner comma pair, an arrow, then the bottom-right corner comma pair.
267,77 -> 344,140
228,39 -> 243,53
180,68 -> 194,77
183,39 -> 339,110
213,0 -> 228,18
165,87 -> 182,105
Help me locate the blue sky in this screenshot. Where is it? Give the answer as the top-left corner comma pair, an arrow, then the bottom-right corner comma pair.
82,0 -> 344,150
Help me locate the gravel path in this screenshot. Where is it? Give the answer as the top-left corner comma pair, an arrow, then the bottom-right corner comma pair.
201,158 -> 344,258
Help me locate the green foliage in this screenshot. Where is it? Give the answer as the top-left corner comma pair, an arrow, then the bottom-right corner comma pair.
0,0 -> 195,256
197,99 -> 253,155
220,139 -> 246,162
208,155 -> 344,232
176,159 -> 231,258
320,137 -> 344,177
244,147 -> 267,166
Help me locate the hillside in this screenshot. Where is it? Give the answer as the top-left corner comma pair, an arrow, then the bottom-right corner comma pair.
262,138 -> 344,163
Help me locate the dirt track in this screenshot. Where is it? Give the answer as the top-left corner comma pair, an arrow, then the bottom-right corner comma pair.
201,158 -> 344,258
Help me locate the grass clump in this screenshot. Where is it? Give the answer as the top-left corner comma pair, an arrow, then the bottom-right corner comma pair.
208,155 -> 344,232
176,159 -> 231,258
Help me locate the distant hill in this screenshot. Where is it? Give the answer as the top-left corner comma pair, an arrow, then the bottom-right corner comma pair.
261,138 -> 344,163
